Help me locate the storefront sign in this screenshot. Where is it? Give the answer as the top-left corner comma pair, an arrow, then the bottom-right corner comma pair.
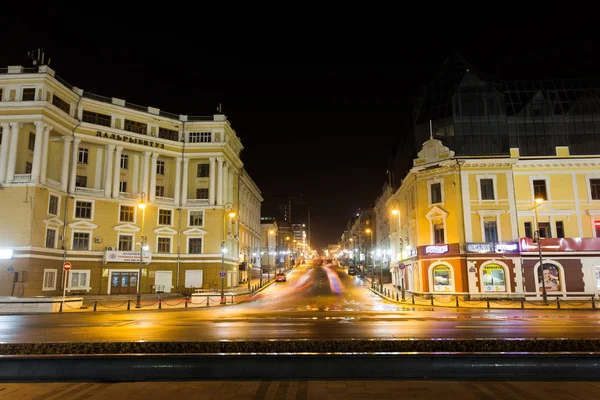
407,248 -> 417,258
96,131 -> 166,149
482,264 -> 506,292
520,237 -> 600,252
425,245 -> 449,254
466,242 -> 519,254
105,250 -> 152,263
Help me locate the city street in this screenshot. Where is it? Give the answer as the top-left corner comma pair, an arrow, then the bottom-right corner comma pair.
1,262 -> 599,343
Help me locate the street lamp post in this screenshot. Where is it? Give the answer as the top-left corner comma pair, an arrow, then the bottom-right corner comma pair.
221,202 -> 236,304
267,227 -> 275,281
366,228 -> 374,289
391,207 -> 405,300
533,198 -> 547,305
254,247 -> 261,287
136,192 -> 147,309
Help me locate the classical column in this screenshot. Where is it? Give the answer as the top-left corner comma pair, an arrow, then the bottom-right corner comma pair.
5,123 -> 22,183
208,157 -> 216,205
132,154 -> 139,193
60,136 -> 72,192
228,168 -> 235,204
112,146 -> 123,198
104,144 -> 115,198
39,124 -> 51,184
181,158 -> 189,205
216,157 -> 224,205
0,122 -> 11,183
68,138 -> 81,193
149,153 -> 158,202
174,157 -> 182,205
30,121 -> 45,182
222,162 -> 229,206
141,151 -> 151,196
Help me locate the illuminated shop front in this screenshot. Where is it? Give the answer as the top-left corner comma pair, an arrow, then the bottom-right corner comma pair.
465,241 -> 522,297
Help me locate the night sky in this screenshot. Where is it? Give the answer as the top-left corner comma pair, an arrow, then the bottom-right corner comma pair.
2,10 -> 599,250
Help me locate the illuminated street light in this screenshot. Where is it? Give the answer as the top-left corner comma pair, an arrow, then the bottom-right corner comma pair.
221,202 -> 236,304
365,228 -> 374,289
533,197 -> 547,305
136,192 -> 147,308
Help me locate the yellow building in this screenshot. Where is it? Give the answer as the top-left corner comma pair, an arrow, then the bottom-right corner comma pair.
0,63 -> 261,296
387,137 -> 600,299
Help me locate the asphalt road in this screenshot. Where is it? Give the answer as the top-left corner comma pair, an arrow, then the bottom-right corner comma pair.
1,262 -> 600,343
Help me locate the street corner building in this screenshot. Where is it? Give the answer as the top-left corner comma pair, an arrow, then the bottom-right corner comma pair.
379,55 -> 600,300
0,63 -> 262,297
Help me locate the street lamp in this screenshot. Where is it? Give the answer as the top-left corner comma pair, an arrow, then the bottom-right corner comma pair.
365,228 -> 374,289
136,192 -> 148,308
254,246 -> 261,287
267,228 -> 275,281
391,207 -> 405,300
285,236 -> 290,270
533,197 -> 548,305
221,202 -> 236,304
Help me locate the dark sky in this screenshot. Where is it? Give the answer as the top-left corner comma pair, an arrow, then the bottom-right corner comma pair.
2,9 -> 599,250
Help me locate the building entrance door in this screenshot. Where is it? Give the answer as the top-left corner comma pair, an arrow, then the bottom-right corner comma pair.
111,272 -> 138,294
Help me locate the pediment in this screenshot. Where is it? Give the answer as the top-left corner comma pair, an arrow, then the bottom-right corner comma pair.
183,227 -> 208,235
68,220 -> 99,229
113,223 -> 141,232
414,138 -> 455,166
44,217 -> 64,227
426,206 -> 448,219
153,226 -> 178,235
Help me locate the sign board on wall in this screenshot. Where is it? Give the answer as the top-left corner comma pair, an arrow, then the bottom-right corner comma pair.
466,242 -> 519,254
105,250 -> 152,263
425,245 -> 449,255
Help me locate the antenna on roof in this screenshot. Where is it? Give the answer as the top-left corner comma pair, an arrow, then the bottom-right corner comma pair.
217,103 -> 222,113
27,48 -> 50,66
429,119 -> 433,140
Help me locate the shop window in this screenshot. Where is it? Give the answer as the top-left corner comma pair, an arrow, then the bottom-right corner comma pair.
433,223 -> 445,244
533,180 -> 547,201
432,265 -> 453,292
482,264 -> 506,292
430,183 -> 442,204
480,179 -> 494,200
556,221 -> 565,238
590,179 -> 600,200
524,222 -> 533,238
484,219 -> 498,242
538,222 -> 551,238
538,264 -> 561,292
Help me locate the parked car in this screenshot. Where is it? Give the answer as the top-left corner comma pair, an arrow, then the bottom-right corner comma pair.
276,273 -> 286,282
348,267 -> 357,276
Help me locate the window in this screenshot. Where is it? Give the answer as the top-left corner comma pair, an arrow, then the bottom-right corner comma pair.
189,132 -> 212,143
82,110 -> 111,127
591,179 -> 600,200
158,127 -> 178,141
189,211 -> 203,226
124,119 -> 147,135
158,209 -> 172,225
75,175 -> 87,188
156,185 -> 165,197
118,235 -> 133,251
156,160 -> 165,175
533,180 -> 547,200
434,223 -> 445,244
484,220 -> 498,242
524,222 -> 533,238
432,265 -> 453,292
45,228 -> 56,248
52,94 -> 70,114
42,269 -> 57,291
78,148 -> 88,164
539,222 -> 551,239
120,205 -> 135,222
158,237 -> 171,253
196,188 -> 208,199
48,195 -> 59,215
120,154 -> 129,169
25,162 -> 32,174
75,201 -> 92,219
556,221 -> 565,238
28,132 -> 35,151
22,88 -> 35,101
482,264 -> 506,292
0,88 -> 3,101
189,238 -> 203,254
430,183 -> 442,204
72,232 -> 90,250
197,164 -> 209,177
69,270 -> 89,289
538,264 -> 561,292
480,179 -> 494,200
119,181 -> 127,192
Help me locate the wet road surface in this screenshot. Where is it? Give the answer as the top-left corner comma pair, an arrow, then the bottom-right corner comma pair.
1,262 -> 600,342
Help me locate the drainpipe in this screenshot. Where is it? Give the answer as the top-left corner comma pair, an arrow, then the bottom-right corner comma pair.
60,92 -> 83,293
176,122 -> 185,290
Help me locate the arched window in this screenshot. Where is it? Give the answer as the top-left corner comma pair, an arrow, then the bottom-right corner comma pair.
536,263 -> 562,292
432,264 -> 454,292
480,262 -> 509,293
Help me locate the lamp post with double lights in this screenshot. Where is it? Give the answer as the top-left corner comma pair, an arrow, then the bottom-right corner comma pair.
136,192 -> 148,309
365,228 -> 374,289
221,202 -> 236,304
391,207 -> 405,300
533,197 -> 548,305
